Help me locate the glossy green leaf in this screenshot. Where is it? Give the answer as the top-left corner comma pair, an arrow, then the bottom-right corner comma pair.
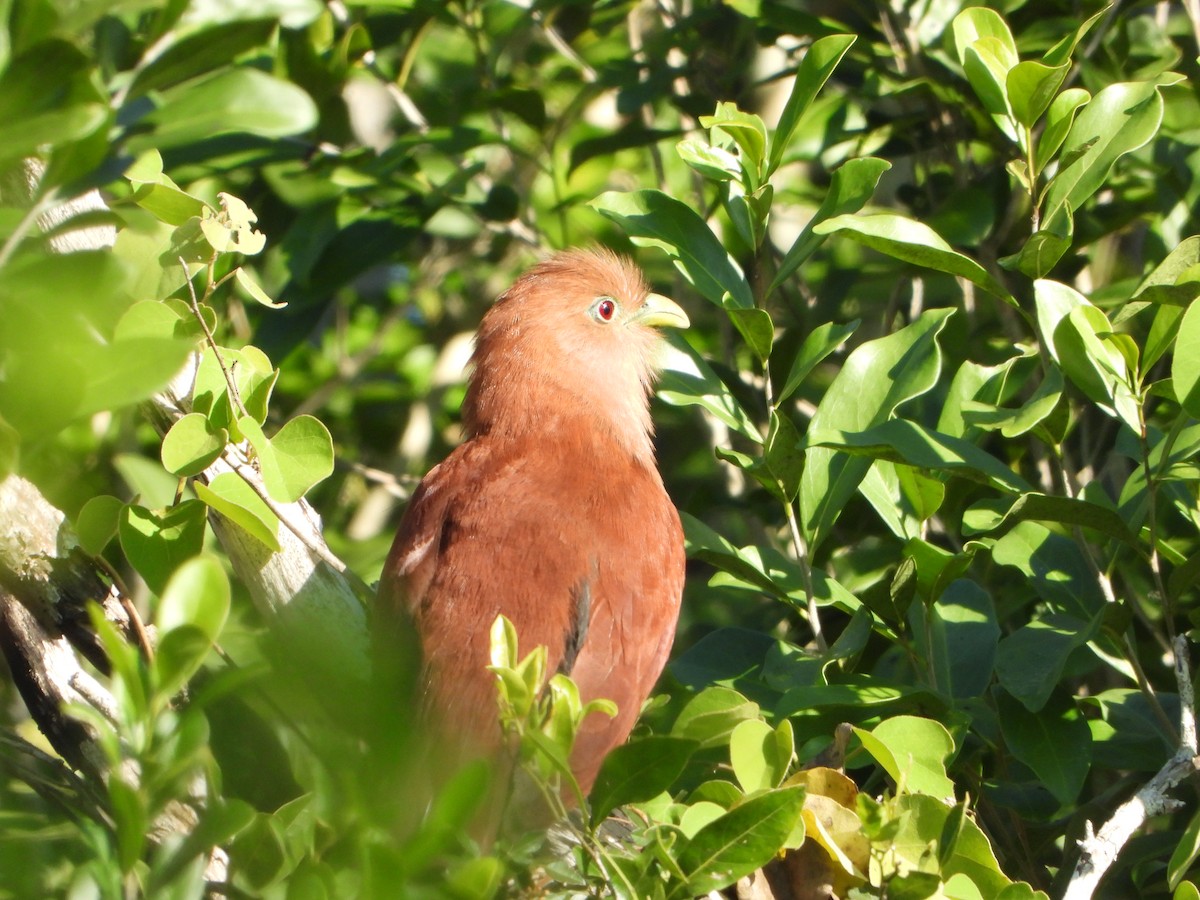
700,102 -> 767,184
813,213 -> 1015,304
963,38 -> 1017,123
130,68 -> 319,154
951,7 -> 1018,67
118,501 -> 207,595
1042,80 -> 1166,234
674,786 -> 806,897
808,418 -> 1032,494
994,613 -> 1095,712
777,319 -> 859,404
676,139 -> 741,182
1169,808 -> 1200,891
891,794 -> 1011,897
918,579 -> 999,699
193,471 -> 281,552
1173,296 -> 1200,417
1036,87 -> 1090,166
730,718 -> 793,793
800,308 -> 953,551
770,158 -> 890,295
1000,228 -> 1072,280
768,33 -> 856,173
962,492 -> 1138,548
591,190 -> 754,309
997,689 -> 1091,806
765,410 -> 804,501
1007,61 -> 1069,128
591,735 -> 698,824
657,335 -> 761,442
728,305 -> 774,362
671,686 -> 760,750
76,495 -> 124,556
239,415 -> 334,503
853,715 -> 955,800
161,412 -> 228,477
991,521 -> 1106,620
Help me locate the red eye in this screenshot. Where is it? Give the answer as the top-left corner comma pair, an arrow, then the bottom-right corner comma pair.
595,298 -> 616,321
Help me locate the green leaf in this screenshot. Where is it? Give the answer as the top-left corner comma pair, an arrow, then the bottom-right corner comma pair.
918,579 -> 999,699
963,38 -> 1018,123
770,158 -> 890,295
674,786 -> 806,897
994,613 -> 1095,712
728,306 -> 774,362
951,7 -> 1018,68
1042,7 -> 1106,66
891,794 -> 1011,897
130,67 -> 319,154
991,521 -> 1106,621
0,40 -> 108,168
800,308 -> 954,551
161,412 -> 228,477
125,18 -> 280,98
591,190 -> 754,309
765,410 -> 804,501
154,555 -> 231,696
108,775 -> 147,873
777,319 -> 859,404
193,472 -> 281,551
1036,87 -> 1090,166
808,418 -> 1032,495
1173,296 -> 1200,417
1042,80 -> 1166,234
671,686 -> 760,750
239,415 -> 334,503
1169,808 -> 1200,891
156,554 -> 231,640
118,501 -> 207,595
853,715 -> 955,800
813,213 -> 1015,305
730,718 -> 794,793
656,335 -> 761,443
676,139 -> 741,182
76,495 -> 124,556
1055,303 -> 1139,429
700,102 -> 767,186
768,34 -> 856,174
997,689 -> 1091,806
590,735 -> 698,824
1007,61 -> 1069,128
962,492 -> 1138,548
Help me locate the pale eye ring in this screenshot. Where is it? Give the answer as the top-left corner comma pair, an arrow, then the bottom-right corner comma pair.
592,297 -> 618,322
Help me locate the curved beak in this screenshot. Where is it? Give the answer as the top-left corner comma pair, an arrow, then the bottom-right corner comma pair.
634,293 -> 690,330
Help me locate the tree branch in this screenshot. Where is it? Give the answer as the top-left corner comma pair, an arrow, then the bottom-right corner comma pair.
1063,635 -> 1200,900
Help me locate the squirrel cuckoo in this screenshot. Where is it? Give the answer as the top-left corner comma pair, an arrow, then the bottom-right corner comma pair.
377,248 -> 688,817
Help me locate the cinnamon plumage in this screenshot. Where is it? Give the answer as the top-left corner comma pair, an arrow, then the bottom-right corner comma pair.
378,248 -> 688,813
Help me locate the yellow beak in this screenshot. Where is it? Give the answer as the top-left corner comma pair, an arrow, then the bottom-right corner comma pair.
634,293 -> 690,330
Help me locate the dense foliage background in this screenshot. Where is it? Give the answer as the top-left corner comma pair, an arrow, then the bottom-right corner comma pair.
3,0 -> 1200,897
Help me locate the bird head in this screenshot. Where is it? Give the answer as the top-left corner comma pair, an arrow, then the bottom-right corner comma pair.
464,249 -> 689,459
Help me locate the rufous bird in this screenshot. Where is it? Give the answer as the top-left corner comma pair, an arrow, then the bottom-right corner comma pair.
378,248 -> 688,819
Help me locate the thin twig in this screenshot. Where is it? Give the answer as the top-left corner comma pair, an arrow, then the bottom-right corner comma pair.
180,256 -> 252,423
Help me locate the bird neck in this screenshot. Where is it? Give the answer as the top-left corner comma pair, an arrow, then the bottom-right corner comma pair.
464,359 -> 659,465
